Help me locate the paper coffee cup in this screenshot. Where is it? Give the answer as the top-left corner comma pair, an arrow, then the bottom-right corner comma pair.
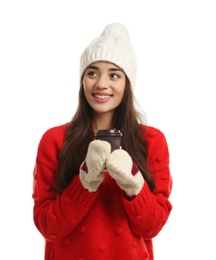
95,129 -> 122,152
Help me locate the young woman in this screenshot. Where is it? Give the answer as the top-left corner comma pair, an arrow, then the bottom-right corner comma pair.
33,23 -> 173,260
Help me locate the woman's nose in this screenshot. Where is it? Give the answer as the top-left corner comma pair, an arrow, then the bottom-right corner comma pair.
95,75 -> 108,89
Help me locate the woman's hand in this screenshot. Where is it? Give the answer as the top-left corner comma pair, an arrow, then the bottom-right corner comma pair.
106,149 -> 144,197
79,140 -> 111,192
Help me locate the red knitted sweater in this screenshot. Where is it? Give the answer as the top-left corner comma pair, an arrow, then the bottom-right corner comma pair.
33,123 -> 172,260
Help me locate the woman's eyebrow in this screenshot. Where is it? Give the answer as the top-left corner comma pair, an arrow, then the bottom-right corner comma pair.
86,65 -> 98,70
86,65 -> 123,72
109,68 -> 123,72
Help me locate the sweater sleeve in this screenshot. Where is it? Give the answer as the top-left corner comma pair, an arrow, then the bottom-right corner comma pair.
32,125 -> 99,242
121,126 -> 173,239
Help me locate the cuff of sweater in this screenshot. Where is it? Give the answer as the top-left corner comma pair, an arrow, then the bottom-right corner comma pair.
62,175 -> 99,207
121,182 -> 152,212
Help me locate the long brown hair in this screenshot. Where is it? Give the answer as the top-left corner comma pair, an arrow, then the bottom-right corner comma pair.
56,78 -> 155,193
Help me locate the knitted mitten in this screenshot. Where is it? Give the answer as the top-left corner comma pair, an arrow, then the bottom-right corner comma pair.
79,140 -> 111,192
106,149 -> 144,197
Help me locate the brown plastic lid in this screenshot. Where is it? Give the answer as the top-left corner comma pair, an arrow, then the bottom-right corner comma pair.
94,129 -> 123,137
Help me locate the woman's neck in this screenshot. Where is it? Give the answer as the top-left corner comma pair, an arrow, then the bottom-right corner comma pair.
92,112 -> 114,132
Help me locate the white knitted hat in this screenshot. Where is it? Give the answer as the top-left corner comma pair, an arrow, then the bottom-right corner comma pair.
80,23 -> 137,89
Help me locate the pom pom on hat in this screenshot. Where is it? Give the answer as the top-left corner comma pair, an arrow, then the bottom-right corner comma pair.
100,23 -> 131,42
80,23 -> 137,89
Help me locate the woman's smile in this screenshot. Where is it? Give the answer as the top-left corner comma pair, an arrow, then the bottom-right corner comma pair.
93,91 -> 113,103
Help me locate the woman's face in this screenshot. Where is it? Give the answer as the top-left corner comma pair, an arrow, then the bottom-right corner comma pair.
83,61 -> 126,116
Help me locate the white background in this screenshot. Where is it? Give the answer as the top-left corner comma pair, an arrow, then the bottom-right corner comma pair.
0,0 -> 215,259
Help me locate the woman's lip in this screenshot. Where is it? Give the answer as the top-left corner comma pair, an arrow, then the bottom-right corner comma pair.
93,94 -> 111,103
93,92 -> 112,96
94,94 -> 111,98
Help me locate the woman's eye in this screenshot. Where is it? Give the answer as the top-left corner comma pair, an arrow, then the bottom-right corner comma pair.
87,71 -> 97,77
111,73 -> 119,79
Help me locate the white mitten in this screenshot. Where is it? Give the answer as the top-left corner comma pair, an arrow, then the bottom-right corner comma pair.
106,149 -> 144,197
79,140 -> 111,192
